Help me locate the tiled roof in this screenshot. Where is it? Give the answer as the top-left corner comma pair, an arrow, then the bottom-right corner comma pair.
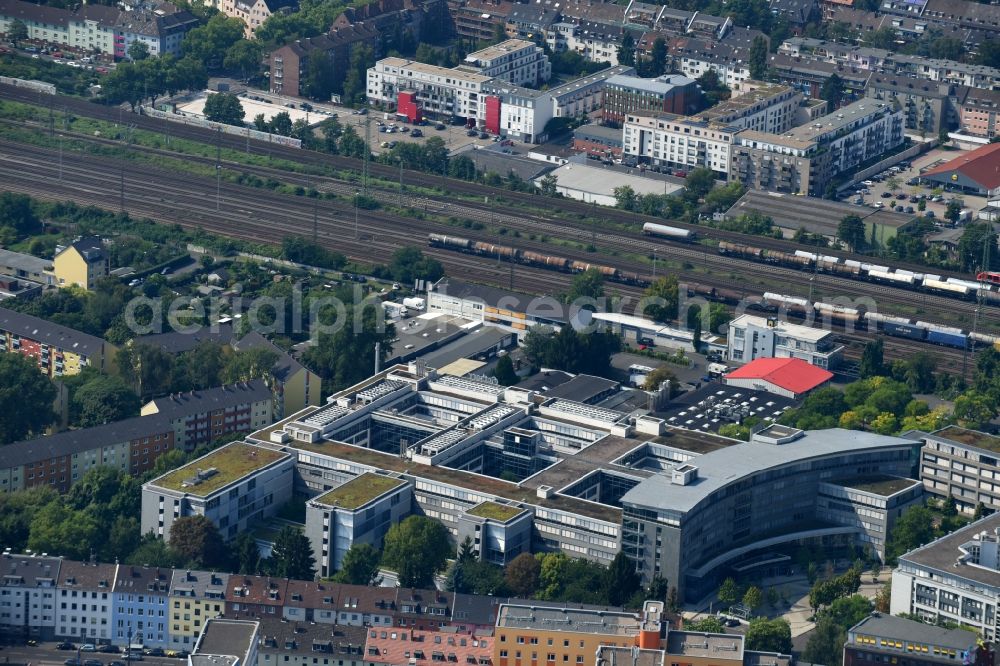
226,575 -> 289,608
57,560 -> 117,592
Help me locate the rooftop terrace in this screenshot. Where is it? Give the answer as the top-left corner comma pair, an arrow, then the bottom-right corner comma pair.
152,442 -> 288,496
931,425 -> 1000,453
838,475 -> 919,496
314,473 -> 407,510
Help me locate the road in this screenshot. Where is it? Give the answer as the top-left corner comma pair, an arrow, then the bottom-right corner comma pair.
0,644 -> 179,666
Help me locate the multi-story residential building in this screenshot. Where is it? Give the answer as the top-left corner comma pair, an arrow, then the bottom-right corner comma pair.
865,76 -> 954,134
728,314 -> 845,369
0,414 -> 176,493
141,441 -> 295,541
55,560 -> 117,643
956,86 -> 1000,141
267,24 -> 380,98
844,614 -> 983,666
167,569 -> 229,649
218,0 -> 297,37
282,580 -> 341,624
139,380 -> 274,452
226,575 -> 289,619
333,585 -> 397,627
306,472 -> 412,578
0,249 -> 54,287
494,600 -> 665,666
914,426 -> 1000,515
666,37 -> 752,88
731,99 -> 904,196
447,0 -> 514,41
462,39 -> 551,87
192,618 -> 260,666
551,20 -> 629,66
0,552 -> 61,641
602,74 -> 701,127
621,424 -> 920,600
366,58 -> 492,120
891,512 -> 1000,640
0,0 -> 197,58
623,114 -> 740,177
111,565 -> 171,648
0,308 -> 117,378
696,82 -> 802,133
259,617 -> 367,666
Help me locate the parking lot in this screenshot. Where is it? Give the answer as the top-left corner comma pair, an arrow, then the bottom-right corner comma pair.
847,145 -> 987,223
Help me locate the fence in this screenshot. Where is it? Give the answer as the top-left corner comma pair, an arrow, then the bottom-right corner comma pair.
0,77 -> 56,95
140,106 -> 302,149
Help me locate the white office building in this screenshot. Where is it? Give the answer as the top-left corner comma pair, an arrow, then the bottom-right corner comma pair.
727,314 -> 844,369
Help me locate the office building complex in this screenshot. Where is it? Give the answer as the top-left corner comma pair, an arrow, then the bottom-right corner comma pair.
620,424 -> 920,600
916,426 -> 1000,515
141,442 -> 295,541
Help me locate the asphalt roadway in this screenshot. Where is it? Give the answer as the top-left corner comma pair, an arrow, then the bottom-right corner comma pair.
0,643 -> 179,666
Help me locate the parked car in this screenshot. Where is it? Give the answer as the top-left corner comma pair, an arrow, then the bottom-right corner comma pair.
81,644 -> 97,652
410,129 -> 423,137
881,191 -> 891,198
479,131 -> 489,139
895,193 -> 907,200
435,123 -> 446,130
65,659 -> 82,666
110,660 -> 127,666
58,643 -> 77,651
84,659 -> 103,666
125,651 -> 143,661
99,645 -> 120,654
145,648 -> 165,657
466,129 -> 477,137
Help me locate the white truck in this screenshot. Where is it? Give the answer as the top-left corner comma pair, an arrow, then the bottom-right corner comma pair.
402,296 -> 425,310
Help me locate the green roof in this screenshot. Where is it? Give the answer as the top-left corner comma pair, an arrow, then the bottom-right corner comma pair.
934,426 -> 1000,454
466,501 -> 525,522
154,443 -> 288,496
315,473 -> 407,510
839,475 -> 919,497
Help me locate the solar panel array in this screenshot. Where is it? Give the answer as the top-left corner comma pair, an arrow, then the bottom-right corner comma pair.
546,399 -> 621,423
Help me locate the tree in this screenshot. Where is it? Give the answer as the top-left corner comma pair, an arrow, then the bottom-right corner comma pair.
742,586 -> 763,614
343,45 -> 374,104
824,595 -> 873,629
865,27 -> 898,50
169,515 -> 226,568
945,199 -> 963,224
73,376 -> 140,427
642,276 -> 680,323
643,366 -> 677,392
538,174 -> 559,197
127,532 -> 179,568
749,36 -> 769,80
614,185 -> 638,211
686,616 -> 725,632
874,582 -> 891,613
0,354 -> 56,444
745,618 -> 792,654
28,502 -> 100,561
505,552 -> 541,598
232,531 -> 261,574
388,246 -> 444,285
521,325 -> 620,377
492,355 -> 519,386
203,92 -> 245,126
958,223 -> 998,272
224,40 -> 263,81
128,40 -> 150,61
334,543 -> 382,585
887,505 -> 935,562
618,32 -> 636,67
820,73 -> 845,107
650,37 -> 668,77
684,168 -> 717,202
381,516 -> 451,588
181,14 -> 246,70
838,215 -> 867,252
268,111 -> 294,137
605,552 -> 641,606
859,339 -> 884,378
565,268 -> 605,304
269,525 -> 317,580
8,19 -> 28,46
0,192 -> 41,240
953,390 -> 997,430
805,618 -> 847,666
718,577 -> 740,607
687,305 -> 703,351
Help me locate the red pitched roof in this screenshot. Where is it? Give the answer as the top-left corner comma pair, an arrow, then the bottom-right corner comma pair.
725,357 -> 832,395
921,142 -> 1000,191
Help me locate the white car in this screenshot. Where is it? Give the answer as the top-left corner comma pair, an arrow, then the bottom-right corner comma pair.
67,61 -> 79,67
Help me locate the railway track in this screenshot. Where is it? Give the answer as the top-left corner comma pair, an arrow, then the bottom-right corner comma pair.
0,83 -> 981,283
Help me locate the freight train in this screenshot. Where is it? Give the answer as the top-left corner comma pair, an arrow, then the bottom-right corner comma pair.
428,234 -> 650,286
760,292 -> 1000,350
719,241 -> 1000,305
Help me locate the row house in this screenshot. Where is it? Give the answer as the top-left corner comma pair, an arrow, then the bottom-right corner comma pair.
259,618 -> 368,666
282,579 -> 341,624
956,86 -> 1000,140
56,561 -> 116,643
0,552 -> 60,641
447,0 -> 513,41
139,380 -> 274,452
0,414 -> 176,494
112,565 -> 172,648
227,575 -> 289,619
168,569 -> 229,649
0,308 -> 117,378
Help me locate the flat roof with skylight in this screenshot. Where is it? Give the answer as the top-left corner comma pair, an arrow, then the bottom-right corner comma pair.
150,442 -> 289,497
